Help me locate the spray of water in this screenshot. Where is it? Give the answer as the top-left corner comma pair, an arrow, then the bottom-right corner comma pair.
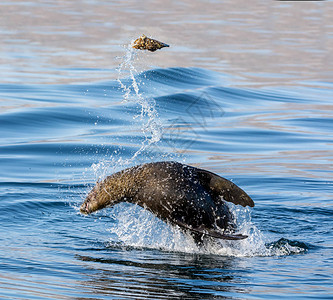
105,203 -> 307,257
84,43 -> 307,257
83,43 -> 160,185
90,43 -> 165,181
116,44 -> 162,162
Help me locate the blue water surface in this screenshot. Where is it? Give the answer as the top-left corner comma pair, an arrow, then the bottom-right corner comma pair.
0,65 -> 332,299
1,0 -> 333,298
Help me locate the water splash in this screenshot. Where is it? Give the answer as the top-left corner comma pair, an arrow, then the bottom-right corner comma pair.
105,203 -> 308,257
211,205 -> 308,256
89,43 -> 166,181
107,203 -> 200,253
116,44 -> 162,162
82,45 -> 308,257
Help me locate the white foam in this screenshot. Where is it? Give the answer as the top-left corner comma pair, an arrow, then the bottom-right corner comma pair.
116,44 -> 162,165
104,202 -> 307,257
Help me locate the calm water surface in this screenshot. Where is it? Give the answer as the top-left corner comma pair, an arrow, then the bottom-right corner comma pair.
0,1 -> 332,299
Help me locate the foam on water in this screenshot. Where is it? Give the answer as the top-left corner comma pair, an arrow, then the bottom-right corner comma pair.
75,193 -> 281,258
104,202 -> 308,257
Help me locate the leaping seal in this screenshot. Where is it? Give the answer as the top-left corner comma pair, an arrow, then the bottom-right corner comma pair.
80,161 -> 254,241
132,34 -> 169,52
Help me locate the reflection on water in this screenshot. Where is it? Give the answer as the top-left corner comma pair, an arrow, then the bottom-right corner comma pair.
76,251 -> 247,299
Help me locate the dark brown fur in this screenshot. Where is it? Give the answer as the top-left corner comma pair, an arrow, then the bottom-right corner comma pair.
80,161 -> 254,241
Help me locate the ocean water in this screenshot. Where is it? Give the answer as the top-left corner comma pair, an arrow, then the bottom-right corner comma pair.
1,1 -> 332,299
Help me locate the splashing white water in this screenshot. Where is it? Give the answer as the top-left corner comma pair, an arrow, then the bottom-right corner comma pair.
105,203 -> 307,257
83,43 -> 307,257
90,43 -> 166,180
107,203 -> 200,253
116,44 -> 162,163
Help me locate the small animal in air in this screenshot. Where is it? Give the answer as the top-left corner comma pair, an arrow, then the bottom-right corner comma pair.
132,34 -> 169,52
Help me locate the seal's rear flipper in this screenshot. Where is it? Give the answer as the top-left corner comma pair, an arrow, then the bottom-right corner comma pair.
195,168 -> 255,208
173,220 -> 248,240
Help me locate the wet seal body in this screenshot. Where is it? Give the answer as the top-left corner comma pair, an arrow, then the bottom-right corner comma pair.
80,161 -> 254,241
132,34 -> 169,52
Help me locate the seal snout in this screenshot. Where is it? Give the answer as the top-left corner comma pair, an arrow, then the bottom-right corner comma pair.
80,202 -> 90,215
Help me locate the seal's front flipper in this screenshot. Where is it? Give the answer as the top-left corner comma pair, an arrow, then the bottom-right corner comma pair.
192,226 -> 248,240
203,231 -> 248,240
173,219 -> 248,240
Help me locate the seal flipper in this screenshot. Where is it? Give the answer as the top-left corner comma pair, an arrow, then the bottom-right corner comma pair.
195,169 -> 255,208
172,219 -> 248,240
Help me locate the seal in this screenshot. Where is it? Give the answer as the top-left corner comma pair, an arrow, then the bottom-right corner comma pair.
80,161 -> 254,241
132,34 -> 169,52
